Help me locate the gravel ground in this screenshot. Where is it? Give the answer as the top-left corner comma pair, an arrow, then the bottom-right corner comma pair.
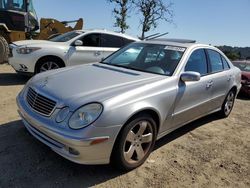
0,64 -> 249,188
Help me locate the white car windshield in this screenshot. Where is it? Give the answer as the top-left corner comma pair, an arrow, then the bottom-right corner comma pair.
49,31 -> 83,42
102,43 -> 186,76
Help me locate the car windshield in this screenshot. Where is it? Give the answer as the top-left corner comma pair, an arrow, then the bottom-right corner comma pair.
49,31 -> 83,42
233,62 -> 250,72
101,43 -> 185,76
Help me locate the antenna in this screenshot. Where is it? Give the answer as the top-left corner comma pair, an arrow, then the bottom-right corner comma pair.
145,32 -> 169,40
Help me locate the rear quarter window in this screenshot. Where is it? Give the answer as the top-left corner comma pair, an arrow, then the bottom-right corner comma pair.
207,49 -> 224,72
221,56 -> 230,70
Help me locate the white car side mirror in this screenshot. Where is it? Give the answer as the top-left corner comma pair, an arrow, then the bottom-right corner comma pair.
74,40 -> 83,46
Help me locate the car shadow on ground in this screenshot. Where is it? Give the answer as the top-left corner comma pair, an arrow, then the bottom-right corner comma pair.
237,93 -> 249,100
0,73 -> 30,86
154,114 -> 220,151
0,115 -> 220,187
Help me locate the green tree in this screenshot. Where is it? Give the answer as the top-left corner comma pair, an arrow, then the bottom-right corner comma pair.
223,51 -> 240,60
134,0 -> 173,40
108,0 -> 132,33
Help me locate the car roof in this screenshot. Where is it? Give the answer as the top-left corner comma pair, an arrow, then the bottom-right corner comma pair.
75,29 -> 139,41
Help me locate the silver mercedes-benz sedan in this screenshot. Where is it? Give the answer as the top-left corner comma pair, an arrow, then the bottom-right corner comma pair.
17,39 -> 241,170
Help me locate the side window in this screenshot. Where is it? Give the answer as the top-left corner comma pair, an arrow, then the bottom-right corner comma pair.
207,50 -> 223,72
185,49 -> 208,76
100,34 -> 123,48
221,56 -> 230,70
5,0 -> 25,10
81,34 -> 100,47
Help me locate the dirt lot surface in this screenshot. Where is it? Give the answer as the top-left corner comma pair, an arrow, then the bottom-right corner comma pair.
0,64 -> 249,188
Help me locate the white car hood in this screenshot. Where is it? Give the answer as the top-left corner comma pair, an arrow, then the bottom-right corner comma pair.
12,40 -> 64,47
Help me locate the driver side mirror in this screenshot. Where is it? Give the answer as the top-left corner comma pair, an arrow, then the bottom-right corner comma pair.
74,40 -> 83,46
181,71 -> 201,82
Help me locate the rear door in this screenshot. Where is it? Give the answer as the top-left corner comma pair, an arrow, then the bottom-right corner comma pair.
171,48 -> 213,128
68,33 -> 103,66
100,34 -> 133,59
206,49 -> 232,109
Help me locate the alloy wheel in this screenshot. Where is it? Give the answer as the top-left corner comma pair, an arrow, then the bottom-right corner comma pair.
40,61 -> 60,72
224,91 -> 235,116
123,120 -> 153,164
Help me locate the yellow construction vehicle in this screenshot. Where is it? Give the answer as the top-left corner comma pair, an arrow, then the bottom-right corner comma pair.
0,0 -> 83,64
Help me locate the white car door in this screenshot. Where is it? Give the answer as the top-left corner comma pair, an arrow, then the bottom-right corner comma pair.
100,34 -> 126,59
67,33 -> 103,66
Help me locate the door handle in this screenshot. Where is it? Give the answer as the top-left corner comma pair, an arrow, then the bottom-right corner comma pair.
206,80 -> 213,88
94,51 -> 101,56
227,75 -> 232,81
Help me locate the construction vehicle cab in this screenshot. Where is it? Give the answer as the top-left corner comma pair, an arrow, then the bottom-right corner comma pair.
0,0 -> 39,63
0,0 -> 39,40
0,0 -> 83,64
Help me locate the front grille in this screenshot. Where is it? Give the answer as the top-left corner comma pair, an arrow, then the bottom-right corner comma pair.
26,87 -> 56,116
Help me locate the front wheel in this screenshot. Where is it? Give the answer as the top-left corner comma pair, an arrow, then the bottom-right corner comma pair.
112,114 -> 157,171
219,90 -> 236,118
36,57 -> 62,74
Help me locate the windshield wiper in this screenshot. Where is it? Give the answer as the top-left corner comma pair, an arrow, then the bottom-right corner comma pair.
100,62 -> 140,71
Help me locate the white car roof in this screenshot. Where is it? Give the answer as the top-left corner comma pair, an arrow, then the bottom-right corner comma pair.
75,29 -> 139,41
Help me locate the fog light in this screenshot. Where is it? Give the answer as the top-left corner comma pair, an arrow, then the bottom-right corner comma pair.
69,147 -> 79,155
19,64 -> 28,71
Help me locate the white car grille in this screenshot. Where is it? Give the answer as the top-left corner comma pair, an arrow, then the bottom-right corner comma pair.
26,87 -> 56,116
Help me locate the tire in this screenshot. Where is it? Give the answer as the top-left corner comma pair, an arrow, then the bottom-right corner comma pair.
112,114 -> 157,171
35,57 -> 63,74
219,90 -> 236,118
0,34 -> 9,64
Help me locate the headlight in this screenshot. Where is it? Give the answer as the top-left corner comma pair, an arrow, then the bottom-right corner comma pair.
16,47 -> 41,54
56,107 -> 70,123
69,103 -> 103,129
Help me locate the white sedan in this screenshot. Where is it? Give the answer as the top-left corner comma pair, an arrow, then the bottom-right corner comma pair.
9,29 -> 138,74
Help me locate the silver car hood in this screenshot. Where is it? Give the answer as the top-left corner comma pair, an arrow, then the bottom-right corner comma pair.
29,64 -> 165,109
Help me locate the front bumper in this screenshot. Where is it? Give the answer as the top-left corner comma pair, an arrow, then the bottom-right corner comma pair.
17,93 -> 122,165
8,50 -> 37,73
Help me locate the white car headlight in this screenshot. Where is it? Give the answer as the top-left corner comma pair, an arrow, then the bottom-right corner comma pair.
69,103 -> 103,129
16,47 -> 41,54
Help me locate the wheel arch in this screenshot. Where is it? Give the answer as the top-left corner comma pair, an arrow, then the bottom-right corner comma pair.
112,107 -> 161,147
230,85 -> 237,95
123,108 -> 161,133
35,55 -> 66,73
110,107 -> 161,167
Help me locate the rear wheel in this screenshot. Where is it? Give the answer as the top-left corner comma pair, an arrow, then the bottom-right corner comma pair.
112,114 -> 157,171
219,90 -> 236,118
0,33 -> 9,64
36,57 -> 63,74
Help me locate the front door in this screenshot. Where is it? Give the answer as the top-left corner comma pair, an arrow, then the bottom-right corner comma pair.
171,48 -> 213,128
68,33 -> 103,66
